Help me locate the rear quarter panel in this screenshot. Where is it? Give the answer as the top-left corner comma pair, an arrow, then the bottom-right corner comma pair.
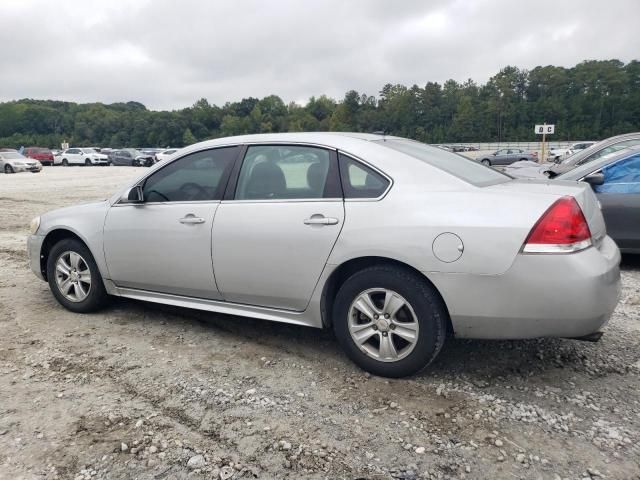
328,183 -> 558,275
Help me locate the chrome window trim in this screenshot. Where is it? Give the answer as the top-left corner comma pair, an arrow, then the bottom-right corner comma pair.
112,200 -> 222,208
221,198 -> 343,205
337,150 -> 394,202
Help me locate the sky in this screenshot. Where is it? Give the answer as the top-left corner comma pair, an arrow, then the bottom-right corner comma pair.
0,0 -> 638,111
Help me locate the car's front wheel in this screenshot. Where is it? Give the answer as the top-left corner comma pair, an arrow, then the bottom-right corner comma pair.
4,164 -> 14,174
62,159 -> 69,166
333,265 -> 447,378
46,238 -> 109,313
481,159 -> 491,166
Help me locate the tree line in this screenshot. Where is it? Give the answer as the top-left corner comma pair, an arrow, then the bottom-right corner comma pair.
0,59 -> 638,149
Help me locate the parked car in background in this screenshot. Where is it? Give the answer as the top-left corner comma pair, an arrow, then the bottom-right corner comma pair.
478,148 -> 537,166
100,148 -> 114,159
548,142 -> 596,161
155,148 -> 180,162
110,149 -> 154,167
27,132 -> 620,378
58,148 -> 110,166
546,132 -> 640,177
141,148 -> 164,160
557,146 -> 640,253
24,147 -> 54,166
0,151 -> 42,173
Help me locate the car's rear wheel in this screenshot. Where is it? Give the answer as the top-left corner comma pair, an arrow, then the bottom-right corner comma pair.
4,164 -> 14,174
46,238 -> 109,313
481,159 -> 491,166
333,265 -> 447,378
62,159 -> 68,166
85,159 -> 91,166
519,157 -> 528,161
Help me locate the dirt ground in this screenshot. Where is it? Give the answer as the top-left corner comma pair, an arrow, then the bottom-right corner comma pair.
1,166 -> 639,480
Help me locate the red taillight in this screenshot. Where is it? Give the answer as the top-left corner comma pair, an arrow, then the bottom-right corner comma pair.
522,196 -> 592,253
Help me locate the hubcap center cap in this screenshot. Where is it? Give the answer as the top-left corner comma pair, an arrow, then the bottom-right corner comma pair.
376,318 -> 390,332
70,272 -> 79,282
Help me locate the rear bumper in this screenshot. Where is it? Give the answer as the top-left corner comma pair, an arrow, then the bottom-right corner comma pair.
427,235 -> 621,339
27,234 -> 45,280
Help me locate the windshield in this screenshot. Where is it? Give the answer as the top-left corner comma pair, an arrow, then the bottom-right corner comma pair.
557,147 -> 639,181
82,148 -> 98,154
375,138 -> 511,186
0,152 -> 26,160
128,149 -> 144,157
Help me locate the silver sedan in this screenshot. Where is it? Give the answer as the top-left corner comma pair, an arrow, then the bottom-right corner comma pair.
27,133 -> 621,377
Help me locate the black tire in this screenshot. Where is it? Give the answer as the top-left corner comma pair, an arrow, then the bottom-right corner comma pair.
131,160 -> 136,167
85,158 -> 91,166
481,159 -> 491,166
62,159 -> 69,166
519,158 -> 528,162
4,164 -> 14,174
332,265 -> 447,378
46,238 -> 109,313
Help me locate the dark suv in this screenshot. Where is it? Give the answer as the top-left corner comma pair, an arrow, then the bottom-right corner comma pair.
24,147 -> 54,166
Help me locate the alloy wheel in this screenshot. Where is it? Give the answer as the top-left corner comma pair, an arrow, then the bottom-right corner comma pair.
54,251 -> 92,302
348,288 -> 419,362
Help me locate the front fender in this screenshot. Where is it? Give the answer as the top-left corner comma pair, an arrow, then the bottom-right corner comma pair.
38,201 -> 111,279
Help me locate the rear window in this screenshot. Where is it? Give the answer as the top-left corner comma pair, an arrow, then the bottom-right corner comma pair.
375,139 -> 511,186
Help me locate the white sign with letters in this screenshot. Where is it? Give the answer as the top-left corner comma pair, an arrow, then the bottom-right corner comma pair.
534,124 -> 555,135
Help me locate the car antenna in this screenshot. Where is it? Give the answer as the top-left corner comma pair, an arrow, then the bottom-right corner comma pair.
372,130 -> 387,141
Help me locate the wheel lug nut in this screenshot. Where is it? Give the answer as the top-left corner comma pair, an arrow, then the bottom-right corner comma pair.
390,324 -> 396,330
384,314 -> 389,319
374,314 -> 379,320
382,332 -> 388,337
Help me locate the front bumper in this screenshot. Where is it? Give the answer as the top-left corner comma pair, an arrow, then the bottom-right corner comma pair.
27,234 -> 46,280
428,235 -> 621,339
92,159 -> 110,165
13,164 -> 42,172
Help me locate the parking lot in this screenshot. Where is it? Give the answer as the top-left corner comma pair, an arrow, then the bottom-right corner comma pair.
1,167 -> 639,479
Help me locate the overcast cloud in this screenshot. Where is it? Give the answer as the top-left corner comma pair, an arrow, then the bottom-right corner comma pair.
0,0 -> 638,110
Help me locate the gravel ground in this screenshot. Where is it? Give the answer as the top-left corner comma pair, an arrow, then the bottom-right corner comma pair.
1,166 -> 639,480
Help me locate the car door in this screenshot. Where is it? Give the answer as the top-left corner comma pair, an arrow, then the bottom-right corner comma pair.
212,144 -> 344,311
119,150 -> 131,165
593,153 -> 640,251
494,149 -> 509,165
103,146 -> 241,299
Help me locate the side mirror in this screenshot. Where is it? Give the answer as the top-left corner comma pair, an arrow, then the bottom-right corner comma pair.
583,172 -> 605,187
120,185 -> 144,204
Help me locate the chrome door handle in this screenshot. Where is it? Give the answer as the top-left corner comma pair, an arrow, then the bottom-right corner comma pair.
179,215 -> 205,225
304,216 -> 339,225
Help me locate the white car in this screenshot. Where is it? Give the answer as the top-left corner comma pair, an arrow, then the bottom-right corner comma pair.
0,151 -> 42,173
548,142 -> 596,161
155,148 -> 180,163
56,148 -> 110,166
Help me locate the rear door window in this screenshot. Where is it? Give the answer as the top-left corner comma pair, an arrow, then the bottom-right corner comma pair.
234,145 -> 340,200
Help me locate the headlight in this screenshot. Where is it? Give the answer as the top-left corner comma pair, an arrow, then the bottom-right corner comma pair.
29,216 -> 41,235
